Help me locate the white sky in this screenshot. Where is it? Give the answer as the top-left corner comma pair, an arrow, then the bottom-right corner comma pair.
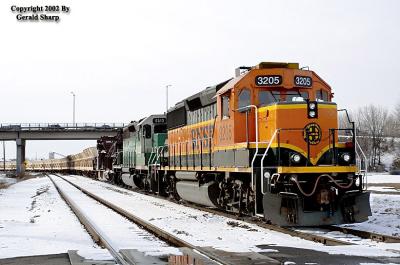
1,0 -> 399,159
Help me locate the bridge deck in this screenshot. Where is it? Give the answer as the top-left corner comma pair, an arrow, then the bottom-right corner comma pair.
0,123 -> 124,140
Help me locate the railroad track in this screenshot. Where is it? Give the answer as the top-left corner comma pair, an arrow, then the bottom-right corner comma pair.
183,201 -> 400,246
47,174 -> 130,265
89,175 -> 400,247
53,174 -> 357,247
182,197 -> 400,247
51,173 -> 400,264
96,180 -> 355,246
326,225 -> 400,244
49,173 -> 282,265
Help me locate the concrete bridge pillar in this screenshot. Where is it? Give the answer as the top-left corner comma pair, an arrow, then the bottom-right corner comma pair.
16,138 -> 26,176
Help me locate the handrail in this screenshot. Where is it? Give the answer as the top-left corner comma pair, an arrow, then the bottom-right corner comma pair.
260,129 -> 279,195
355,139 -> 368,190
150,146 -> 165,167
239,105 -> 259,189
337,108 -> 368,190
147,148 -> 157,169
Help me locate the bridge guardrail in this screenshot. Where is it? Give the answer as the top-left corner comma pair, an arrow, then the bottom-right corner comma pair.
0,123 -> 125,131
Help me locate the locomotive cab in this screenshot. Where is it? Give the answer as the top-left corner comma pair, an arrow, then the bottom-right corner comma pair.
120,114 -> 167,189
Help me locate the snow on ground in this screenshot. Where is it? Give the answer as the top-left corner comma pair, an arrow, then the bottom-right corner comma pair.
50,175 -> 181,257
341,173 -> 400,237
63,174 -> 400,258
0,175 -> 111,260
354,194 -> 400,237
381,152 -> 396,171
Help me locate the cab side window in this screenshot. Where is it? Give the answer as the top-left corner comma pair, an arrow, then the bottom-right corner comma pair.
238,89 -> 251,109
222,95 -> 230,119
143,124 -> 151,138
316,89 -> 329,102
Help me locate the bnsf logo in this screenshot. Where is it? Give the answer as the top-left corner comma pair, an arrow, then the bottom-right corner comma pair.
191,125 -> 213,148
303,123 -> 322,145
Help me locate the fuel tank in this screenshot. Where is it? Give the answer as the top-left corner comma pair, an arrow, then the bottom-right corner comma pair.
121,173 -> 138,188
176,181 -> 219,207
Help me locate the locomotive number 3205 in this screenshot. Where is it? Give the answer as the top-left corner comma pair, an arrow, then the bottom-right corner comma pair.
294,76 -> 312,87
255,75 -> 282,86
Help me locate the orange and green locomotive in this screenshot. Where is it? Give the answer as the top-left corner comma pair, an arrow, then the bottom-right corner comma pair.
110,62 -> 371,226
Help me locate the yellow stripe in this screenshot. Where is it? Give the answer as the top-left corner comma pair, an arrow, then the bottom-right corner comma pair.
258,103 -> 336,113
277,166 -> 358,174
319,104 -> 337,109
258,104 -> 307,113
163,165 -> 357,174
163,166 -> 251,173
213,142 -> 275,151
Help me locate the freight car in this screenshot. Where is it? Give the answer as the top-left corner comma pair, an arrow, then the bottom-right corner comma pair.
11,62 -> 371,226
3,147 -> 98,176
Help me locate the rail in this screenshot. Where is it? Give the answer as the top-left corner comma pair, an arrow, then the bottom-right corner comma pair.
327,225 -> 400,243
48,174 -> 131,265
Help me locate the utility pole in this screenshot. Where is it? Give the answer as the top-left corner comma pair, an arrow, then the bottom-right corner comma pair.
70,91 -> 76,125
166,85 -> 171,113
2,141 -> 5,171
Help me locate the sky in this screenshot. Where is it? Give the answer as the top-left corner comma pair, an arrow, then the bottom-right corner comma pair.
0,0 -> 399,159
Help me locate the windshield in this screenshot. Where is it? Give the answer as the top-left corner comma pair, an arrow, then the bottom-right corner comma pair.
259,90 -> 310,106
259,90 -> 280,106
285,91 -> 309,102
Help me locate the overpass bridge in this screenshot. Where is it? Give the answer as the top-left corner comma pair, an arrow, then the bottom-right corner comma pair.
0,123 -> 124,176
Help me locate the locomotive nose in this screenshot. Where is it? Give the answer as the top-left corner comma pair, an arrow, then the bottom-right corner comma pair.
258,101 -> 338,166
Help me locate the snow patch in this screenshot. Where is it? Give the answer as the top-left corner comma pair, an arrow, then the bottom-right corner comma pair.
0,176 -> 110,259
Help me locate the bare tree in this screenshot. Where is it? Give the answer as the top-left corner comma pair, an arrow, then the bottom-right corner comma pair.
395,100 -> 400,137
355,105 -> 388,170
385,115 -> 397,138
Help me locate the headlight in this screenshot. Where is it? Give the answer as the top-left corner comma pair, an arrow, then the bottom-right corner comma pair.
341,153 -> 351,162
290,153 -> 301,163
307,101 -> 318,118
